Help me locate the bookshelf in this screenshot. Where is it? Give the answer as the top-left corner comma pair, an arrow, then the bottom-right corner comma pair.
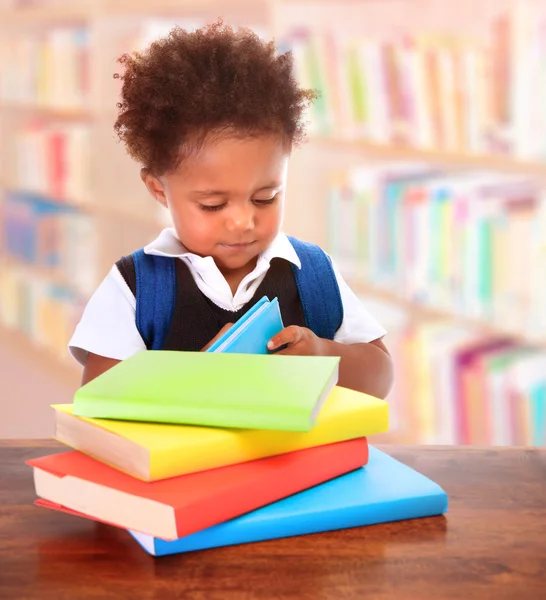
0,104 -> 92,120
1,255 -> 75,290
0,0 -> 274,380
350,283 -> 546,349
0,322 -> 80,381
0,4 -> 92,25
0,0 -> 275,25
1,0 -> 545,445
272,0 -> 546,447
310,138 -> 546,178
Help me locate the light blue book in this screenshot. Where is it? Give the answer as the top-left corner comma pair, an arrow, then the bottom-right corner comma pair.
128,447 -> 448,556
206,296 -> 284,354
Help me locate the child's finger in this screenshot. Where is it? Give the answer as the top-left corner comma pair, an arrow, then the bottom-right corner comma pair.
218,322 -> 234,336
201,322 -> 234,351
267,326 -> 302,351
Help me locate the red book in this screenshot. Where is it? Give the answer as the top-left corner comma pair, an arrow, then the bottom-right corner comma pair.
28,438 -> 368,541
454,338 -> 514,443
47,130 -> 65,200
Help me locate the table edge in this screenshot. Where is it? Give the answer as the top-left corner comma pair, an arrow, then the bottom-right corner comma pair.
0,439 -> 543,452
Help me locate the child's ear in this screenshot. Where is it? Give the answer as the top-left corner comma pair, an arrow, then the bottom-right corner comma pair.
140,168 -> 168,208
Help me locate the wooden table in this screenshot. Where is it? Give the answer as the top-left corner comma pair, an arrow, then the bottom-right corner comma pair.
1,441 -> 545,600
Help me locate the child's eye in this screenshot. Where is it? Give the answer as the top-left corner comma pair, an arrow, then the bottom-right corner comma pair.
199,203 -> 226,212
252,195 -> 277,206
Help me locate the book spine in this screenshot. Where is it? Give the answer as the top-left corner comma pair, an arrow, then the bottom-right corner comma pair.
149,487 -> 447,556
278,5 -> 546,160
0,190 -> 96,356
173,438 -> 369,538
0,26 -> 89,108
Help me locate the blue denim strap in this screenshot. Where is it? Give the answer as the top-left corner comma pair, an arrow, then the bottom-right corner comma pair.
287,236 -> 343,340
132,238 -> 342,348
132,249 -> 176,350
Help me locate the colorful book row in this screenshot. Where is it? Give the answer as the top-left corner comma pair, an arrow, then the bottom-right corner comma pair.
0,19 -> 203,110
1,190 -> 97,293
372,299 -> 546,446
13,122 -> 91,205
282,4 -> 546,161
0,265 -> 84,360
0,27 -> 90,109
328,164 -> 546,340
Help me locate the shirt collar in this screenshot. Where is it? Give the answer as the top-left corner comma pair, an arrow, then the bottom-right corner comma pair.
144,228 -> 302,269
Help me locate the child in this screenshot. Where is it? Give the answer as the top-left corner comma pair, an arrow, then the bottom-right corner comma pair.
69,21 -> 393,398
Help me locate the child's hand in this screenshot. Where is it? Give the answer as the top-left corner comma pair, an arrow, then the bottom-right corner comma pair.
201,323 -> 234,351
267,326 -> 326,357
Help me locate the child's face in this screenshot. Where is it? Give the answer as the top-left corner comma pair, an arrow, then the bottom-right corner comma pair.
145,134 -> 288,275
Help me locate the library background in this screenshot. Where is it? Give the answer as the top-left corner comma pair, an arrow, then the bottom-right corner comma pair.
1,0 -> 545,445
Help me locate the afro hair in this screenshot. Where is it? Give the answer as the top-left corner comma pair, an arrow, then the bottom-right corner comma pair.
113,20 -> 317,175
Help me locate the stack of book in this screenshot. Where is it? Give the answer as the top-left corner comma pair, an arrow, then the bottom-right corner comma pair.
27,297 -> 448,557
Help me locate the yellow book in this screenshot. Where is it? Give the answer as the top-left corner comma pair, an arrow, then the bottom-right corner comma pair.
53,386 -> 388,482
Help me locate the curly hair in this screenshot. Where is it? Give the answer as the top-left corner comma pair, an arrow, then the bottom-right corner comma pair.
113,20 -> 317,175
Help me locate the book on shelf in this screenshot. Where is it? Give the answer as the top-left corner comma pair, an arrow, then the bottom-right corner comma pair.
327,161 -> 438,283
453,337 -> 516,445
72,351 -> 340,432
53,387 -> 389,481
327,165 -> 546,339
0,189 -> 95,357
13,122 -> 91,205
508,352 -> 546,447
1,190 -> 98,294
0,261 -> 86,359
36,447 -> 447,556
0,26 -> 89,109
281,4 -> 546,162
377,311 -> 546,447
28,437 -> 368,540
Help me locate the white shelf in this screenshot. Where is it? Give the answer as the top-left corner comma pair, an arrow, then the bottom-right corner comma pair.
351,281 -> 546,347
310,137 -> 546,177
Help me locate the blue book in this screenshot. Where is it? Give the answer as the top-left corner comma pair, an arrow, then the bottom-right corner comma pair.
206,296 -> 284,354
128,447 -> 448,556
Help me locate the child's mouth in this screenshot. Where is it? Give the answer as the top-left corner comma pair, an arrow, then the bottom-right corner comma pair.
220,241 -> 256,251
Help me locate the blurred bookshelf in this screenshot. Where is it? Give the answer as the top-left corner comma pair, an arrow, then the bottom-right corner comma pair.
310,138 -> 546,177
275,0 -> 546,446
0,0 -> 274,25
1,0 -> 545,444
0,320 -> 80,379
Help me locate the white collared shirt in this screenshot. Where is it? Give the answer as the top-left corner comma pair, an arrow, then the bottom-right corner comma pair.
69,229 -> 386,365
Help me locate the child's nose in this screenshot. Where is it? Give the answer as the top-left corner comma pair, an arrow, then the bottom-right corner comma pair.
226,204 -> 255,232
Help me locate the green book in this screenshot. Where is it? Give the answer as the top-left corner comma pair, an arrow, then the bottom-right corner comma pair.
73,351 -> 340,432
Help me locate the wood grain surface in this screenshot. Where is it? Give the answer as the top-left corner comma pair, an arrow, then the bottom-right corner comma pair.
1,441 -> 545,600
